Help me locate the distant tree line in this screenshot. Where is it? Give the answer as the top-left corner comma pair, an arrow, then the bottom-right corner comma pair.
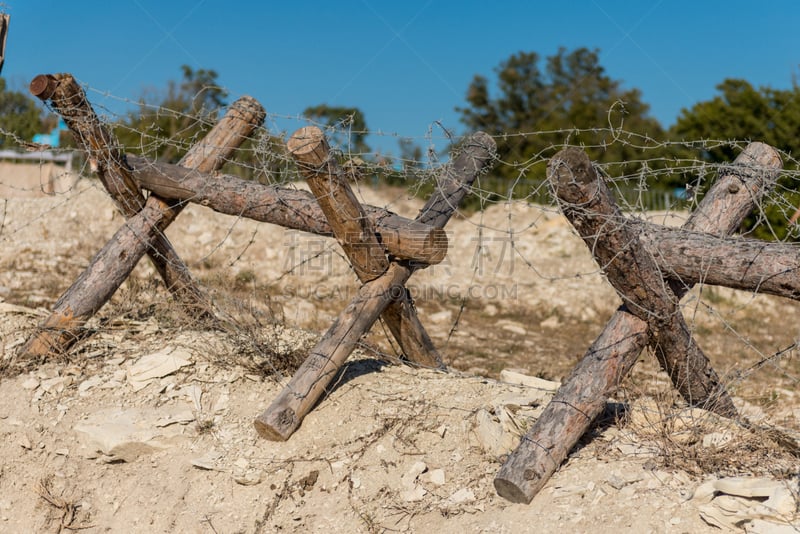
2,48 -> 799,238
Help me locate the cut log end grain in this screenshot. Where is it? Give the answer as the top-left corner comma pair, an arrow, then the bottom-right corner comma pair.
288,126 -> 328,168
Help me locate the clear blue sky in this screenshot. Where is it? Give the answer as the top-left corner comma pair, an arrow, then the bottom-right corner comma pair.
4,1 -> 799,155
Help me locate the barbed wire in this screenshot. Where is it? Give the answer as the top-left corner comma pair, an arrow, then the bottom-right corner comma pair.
1,88 -> 799,427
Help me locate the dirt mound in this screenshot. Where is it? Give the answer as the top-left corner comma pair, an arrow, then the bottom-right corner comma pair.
1,180 -> 799,532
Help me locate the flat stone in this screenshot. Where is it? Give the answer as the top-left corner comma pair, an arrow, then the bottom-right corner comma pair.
427,469 -> 446,486
429,310 -> 453,324
191,450 -> 222,471
233,469 -> 262,486
400,486 -> 427,502
401,461 -> 427,489
78,376 -> 104,395
501,323 -> 526,336
154,409 -> 195,428
539,315 -> 561,329
448,488 -> 475,504
40,376 -> 71,393
17,435 -> 32,450
127,347 -> 193,392
498,369 -> 560,392
74,406 -> 191,462
20,377 -> 39,391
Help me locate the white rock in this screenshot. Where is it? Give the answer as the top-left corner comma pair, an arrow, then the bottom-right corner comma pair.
694,477 -> 798,531
499,369 -> 560,392
429,310 -> 453,324
448,488 -> 475,504
78,376 -> 104,395
17,435 -> 31,450
539,315 -> 561,329
181,384 -> 203,411
233,469 -> 262,486
191,450 -> 222,471
501,323 -> 526,336
401,461 -> 427,489
154,408 -> 195,428
748,519 -> 800,534
702,431 -> 734,449
40,376 -> 70,393
400,486 -> 427,502
212,393 -> 230,414
74,406 -> 190,462
127,347 -> 193,392
427,469 -> 446,486
474,409 -> 515,457
21,377 -> 39,391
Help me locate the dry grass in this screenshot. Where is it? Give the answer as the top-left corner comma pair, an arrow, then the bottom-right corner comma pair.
35,476 -> 92,533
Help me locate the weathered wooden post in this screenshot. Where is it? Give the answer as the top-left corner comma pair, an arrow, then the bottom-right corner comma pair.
494,142 -> 782,504
383,132 -> 496,365
642,224 -> 800,299
20,79 -> 265,357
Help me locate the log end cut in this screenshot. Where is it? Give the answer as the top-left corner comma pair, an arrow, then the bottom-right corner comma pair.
493,476 -> 534,505
548,147 -> 597,187
287,126 -> 328,168
30,74 -> 58,100
253,408 -> 298,441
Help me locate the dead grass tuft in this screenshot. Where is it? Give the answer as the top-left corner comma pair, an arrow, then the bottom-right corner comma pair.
35,476 -> 92,533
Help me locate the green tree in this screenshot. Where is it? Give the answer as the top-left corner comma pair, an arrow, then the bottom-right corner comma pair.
671,79 -> 800,240
0,78 -> 45,148
457,47 -> 666,203
117,65 -> 228,163
303,104 -> 370,155
671,78 -> 800,160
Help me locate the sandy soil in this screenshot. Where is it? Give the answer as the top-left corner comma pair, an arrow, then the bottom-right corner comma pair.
1,176 -> 799,533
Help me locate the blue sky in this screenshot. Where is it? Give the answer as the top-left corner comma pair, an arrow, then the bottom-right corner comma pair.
4,1 -> 800,155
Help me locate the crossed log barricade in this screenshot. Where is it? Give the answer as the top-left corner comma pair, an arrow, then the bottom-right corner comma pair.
253,127 -> 497,439
21,73 -> 267,357
495,142 -> 785,504
18,73 -> 800,505
19,72 -> 497,438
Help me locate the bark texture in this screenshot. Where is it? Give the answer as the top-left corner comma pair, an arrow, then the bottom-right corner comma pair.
494,142 -> 782,504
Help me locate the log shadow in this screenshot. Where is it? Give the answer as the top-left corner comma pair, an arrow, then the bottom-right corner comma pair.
323,358 -> 391,396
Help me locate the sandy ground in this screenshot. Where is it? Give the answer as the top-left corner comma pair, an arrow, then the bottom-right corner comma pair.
1,174 -> 799,533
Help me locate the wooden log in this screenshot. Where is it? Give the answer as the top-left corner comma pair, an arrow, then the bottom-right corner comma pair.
551,148 -> 739,414
681,143 -> 783,237
494,310 -> 650,503
29,73 -> 211,317
253,262 -> 410,440
642,224 -> 800,300
18,96 -> 265,358
414,132 -> 497,229
18,202 -> 175,356
0,14 -> 9,75
381,132 -> 497,365
494,142 -> 781,503
126,156 -> 448,265
253,131 -> 496,439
